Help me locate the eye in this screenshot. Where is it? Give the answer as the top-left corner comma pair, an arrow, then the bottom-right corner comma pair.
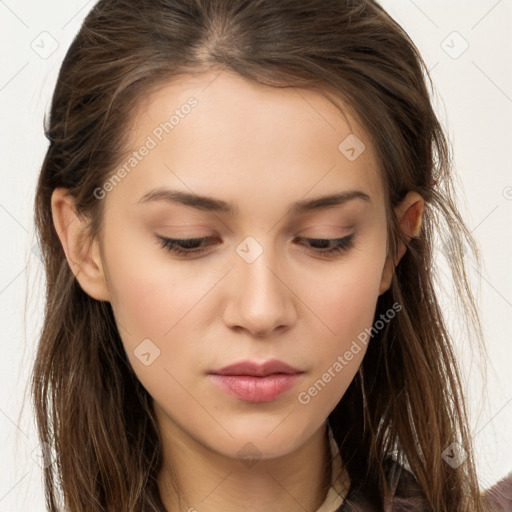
296,234 -> 355,255
156,235 -> 214,256
156,234 -> 355,257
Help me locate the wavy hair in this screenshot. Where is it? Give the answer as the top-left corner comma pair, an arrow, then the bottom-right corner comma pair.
31,0 -> 488,510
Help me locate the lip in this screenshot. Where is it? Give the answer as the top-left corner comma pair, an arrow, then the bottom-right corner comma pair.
210,359 -> 302,377
208,359 -> 304,403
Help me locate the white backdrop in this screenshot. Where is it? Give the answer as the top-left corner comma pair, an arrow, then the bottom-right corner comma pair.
0,0 -> 510,510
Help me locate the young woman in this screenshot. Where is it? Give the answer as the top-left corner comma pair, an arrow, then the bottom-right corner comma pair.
32,0 -> 493,510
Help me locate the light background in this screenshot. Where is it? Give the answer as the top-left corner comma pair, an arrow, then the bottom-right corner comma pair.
0,0 -> 511,509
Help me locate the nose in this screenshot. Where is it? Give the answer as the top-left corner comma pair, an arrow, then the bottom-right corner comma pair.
222,240 -> 297,338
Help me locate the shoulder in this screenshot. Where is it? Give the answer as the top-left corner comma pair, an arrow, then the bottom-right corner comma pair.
383,457 -> 430,505
336,458 -> 431,512
482,471 -> 512,512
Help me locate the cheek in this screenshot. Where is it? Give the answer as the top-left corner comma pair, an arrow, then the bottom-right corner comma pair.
293,292 -> 377,420
306,248 -> 386,342
296,243 -> 387,394
101,227 -> 212,352
314,268 -> 380,333
101,232 -> 217,409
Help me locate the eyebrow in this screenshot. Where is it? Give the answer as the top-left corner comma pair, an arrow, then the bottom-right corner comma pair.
137,188 -> 371,215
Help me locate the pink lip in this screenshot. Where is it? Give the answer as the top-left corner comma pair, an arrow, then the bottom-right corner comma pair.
208,359 -> 304,403
210,359 -> 302,377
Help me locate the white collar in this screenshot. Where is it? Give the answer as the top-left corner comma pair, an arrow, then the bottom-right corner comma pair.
314,422 -> 350,512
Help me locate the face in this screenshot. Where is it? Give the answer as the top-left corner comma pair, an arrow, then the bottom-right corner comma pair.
95,69 -> 391,460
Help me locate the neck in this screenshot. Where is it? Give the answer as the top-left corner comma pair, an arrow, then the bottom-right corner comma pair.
156,412 -> 334,512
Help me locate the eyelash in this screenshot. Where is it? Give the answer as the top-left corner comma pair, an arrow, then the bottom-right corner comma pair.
156,234 -> 355,257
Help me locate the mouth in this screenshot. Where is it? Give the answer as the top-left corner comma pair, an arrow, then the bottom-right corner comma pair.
208,359 -> 304,403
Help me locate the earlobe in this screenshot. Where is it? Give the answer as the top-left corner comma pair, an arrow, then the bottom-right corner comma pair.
378,191 -> 424,295
51,187 -> 111,302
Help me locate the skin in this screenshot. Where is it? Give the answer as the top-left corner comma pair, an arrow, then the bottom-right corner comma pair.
51,69 -> 423,512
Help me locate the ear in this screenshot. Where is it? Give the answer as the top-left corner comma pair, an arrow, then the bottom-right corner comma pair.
51,187 -> 111,302
378,191 -> 424,295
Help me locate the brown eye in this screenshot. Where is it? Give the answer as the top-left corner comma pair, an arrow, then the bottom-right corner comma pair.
155,234 -> 355,258
297,234 -> 355,255
156,236 -> 215,256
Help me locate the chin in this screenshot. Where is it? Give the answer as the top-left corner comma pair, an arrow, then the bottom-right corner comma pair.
201,416 -> 317,461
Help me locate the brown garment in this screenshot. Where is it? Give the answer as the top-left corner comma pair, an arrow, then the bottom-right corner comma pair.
335,458 -> 431,512
320,422 -> 511,511
335,463 -> 512,511
482,472 -> 512,511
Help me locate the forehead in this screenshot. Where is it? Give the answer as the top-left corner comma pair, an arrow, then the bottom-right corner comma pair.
111,69 -> 385,214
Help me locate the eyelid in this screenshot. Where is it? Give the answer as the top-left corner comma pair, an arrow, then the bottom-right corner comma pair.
155,233 -> 355,257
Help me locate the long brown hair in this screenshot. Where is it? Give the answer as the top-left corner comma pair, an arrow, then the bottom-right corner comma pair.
31,0 -> 488,510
